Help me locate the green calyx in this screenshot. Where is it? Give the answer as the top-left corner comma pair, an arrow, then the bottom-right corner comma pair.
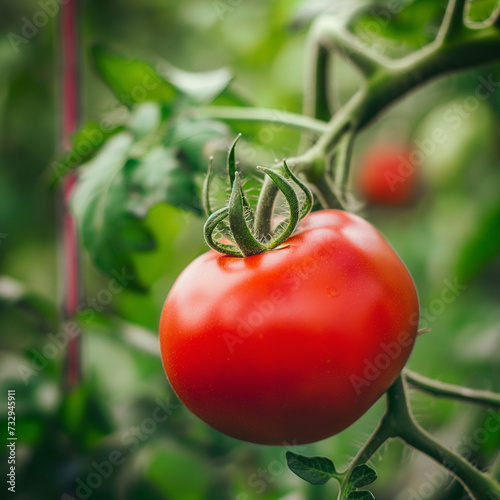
203,136 -> 313,257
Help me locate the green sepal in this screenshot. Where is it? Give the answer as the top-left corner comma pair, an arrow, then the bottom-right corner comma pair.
203,156 -> 214,216
282,159 -> 313,220
258,166 -> 300,250
227,133 -> 241,187
228,173 -> 267,257
203,207 -> 243,257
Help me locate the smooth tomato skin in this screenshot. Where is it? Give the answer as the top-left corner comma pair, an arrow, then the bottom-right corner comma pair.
357,146 -> 418,206
159,210 -> 419,445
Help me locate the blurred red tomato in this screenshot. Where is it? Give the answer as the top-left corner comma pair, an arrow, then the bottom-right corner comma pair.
357,145 -> 419,206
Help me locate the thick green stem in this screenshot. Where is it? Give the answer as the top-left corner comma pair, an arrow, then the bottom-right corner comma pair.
339,376 -> 500,500
390,376 -> 500,500
308,25 -> 500,164
439,0 -> 470,42
405,369 -> 500,410
303,38 -> 331,122
310,173 -> 343,210
254,1 -> 500,239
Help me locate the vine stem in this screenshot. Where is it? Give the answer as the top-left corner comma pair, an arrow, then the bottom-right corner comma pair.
405,369 -> 500,410
252,0 -> 500,232
196,106 -> 328,135
339,376 -> 500,500
60,0 -> 82,388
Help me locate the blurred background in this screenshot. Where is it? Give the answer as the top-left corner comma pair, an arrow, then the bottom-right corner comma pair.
1,0 -> 500,499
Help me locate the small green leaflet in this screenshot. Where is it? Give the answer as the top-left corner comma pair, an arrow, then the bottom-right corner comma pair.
350,464 -> 377,488
286,451 -> 338,485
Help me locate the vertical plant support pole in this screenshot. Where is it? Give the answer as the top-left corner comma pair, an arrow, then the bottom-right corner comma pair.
59,0 -> 82,388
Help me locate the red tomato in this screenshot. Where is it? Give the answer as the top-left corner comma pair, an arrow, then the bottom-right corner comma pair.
159,210 -> 419,445
357,145 -> 419,206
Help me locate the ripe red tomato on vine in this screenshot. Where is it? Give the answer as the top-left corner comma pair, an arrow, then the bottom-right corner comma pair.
159,209 -> 419,445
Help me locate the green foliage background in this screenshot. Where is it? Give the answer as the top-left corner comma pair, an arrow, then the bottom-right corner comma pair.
1,0 -> 500,499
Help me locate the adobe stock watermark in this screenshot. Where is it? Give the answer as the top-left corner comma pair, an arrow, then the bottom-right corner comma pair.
236,440 -> 307,499
16,268 -> 134,384
61,397 -> 181,500
350,278 -> 467,396
385,73 -> 500,192
406,409 -> 500,500
7,0 -> 71,54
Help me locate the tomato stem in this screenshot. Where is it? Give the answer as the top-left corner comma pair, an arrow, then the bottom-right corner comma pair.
388,376 -> 500,500
337,375 -> 500,500
405,369 -> 500,410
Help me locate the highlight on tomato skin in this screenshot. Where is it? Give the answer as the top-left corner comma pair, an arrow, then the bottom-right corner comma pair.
356,145 -> 420,206
159,209 -> 420,445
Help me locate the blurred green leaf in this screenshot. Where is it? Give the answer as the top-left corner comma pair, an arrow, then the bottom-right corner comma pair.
125,146 -> 200,217
159,62 -> 233,104
70,133 -> 152,291
166,119 -> 229,173
456,202 -> 500,283
71,128 -> 201,289
352,0 -> 445,55
468,0 -> 500,23
286,451 -> 337,485
92,46 -> 179,108
59,380 -> 114,450
50,122 -> 125,186
291,0 -> 368,30
129,102 -> 162,140
142,442 -> 211,500
0,276 -> 58,331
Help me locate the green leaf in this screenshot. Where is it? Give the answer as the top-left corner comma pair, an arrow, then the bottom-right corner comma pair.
125,145 -> 201,217
50,121 -> 125,185
468,0 -> 499,23
158,62 -> 233,104
166,119 -> 229,172
456,202 -> 500,283
352,0 -> 445,55
350,464 -> 377,488
347,491 -> 375,500
129,101 -> 162,140
71,130 -> 201,289
286,451 -> 338,485
92,45 -> 178,108
71,133 -> 152,291
0,276 -> 58,332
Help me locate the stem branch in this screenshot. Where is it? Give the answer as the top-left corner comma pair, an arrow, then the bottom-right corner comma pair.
196,106 -> 328,135
405,369 -> 500,410
390,376 -> 500,500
